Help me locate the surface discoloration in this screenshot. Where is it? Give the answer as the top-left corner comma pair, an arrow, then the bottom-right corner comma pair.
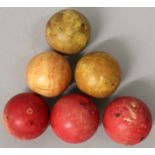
131,102 -> 137,108
128,106 -> 137,119
123,117 -> 132,123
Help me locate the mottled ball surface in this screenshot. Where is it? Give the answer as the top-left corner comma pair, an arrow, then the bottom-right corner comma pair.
75,51 -> 121,98
3,93 -> 49,140
45,9 -> 91,54
26,51 -> 71,97
103,96 -> 152,145
50,93 -> 99,143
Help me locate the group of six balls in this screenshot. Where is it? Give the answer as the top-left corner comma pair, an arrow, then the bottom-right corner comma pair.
3,9 -> 152,145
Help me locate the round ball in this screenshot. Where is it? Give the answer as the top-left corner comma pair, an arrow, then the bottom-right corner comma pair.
75,51 -> 121,98
3,93 -> 49,140
26,51 -> 71,97
45,9 -> 91,54
102,96 -> 152,145
50,93 -> 99,143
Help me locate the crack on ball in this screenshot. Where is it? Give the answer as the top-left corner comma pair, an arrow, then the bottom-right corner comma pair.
123,117 -> 132,123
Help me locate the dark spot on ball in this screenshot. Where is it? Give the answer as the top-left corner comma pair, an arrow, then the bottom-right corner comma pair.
140,136 -> 145,141
30,121 -> 34,125
111,83 -> 115,86
80,102 -> 85,107
115,113 -> 121,117
6,116 -> 9,120
81,23 -> 86,33
81,23 -> 85,27
55,12 -> 63,22
80,101 -> 89,110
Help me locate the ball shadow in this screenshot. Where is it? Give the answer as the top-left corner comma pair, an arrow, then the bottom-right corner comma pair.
92,97 -> 111,126
65,53 -> 84,83
92,37 -> 132,82
31,15 -> 48,53
116,77 -> 155,122
41,95 -> 62,111
63,82 -> 85,96
41,82 -> 84,111
22,86 -> 32,92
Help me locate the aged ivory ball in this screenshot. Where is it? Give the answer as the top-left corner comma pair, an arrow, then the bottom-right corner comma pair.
75,51 -> 121,98
45,9 -> 91,54
26,51 -> 71,97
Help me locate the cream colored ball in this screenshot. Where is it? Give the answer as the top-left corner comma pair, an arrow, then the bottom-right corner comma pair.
45,9 -> 91,54
26,51 -> 71,97
75,51 -> 121,98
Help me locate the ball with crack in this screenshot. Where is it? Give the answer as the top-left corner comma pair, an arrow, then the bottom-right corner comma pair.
102,96 -> 152,145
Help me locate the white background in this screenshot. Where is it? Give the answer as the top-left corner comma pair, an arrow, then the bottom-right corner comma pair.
1,7 -> 155,148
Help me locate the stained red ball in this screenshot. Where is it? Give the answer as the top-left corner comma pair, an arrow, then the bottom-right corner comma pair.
3,93 -> 49,140
50,93 -> 99,143
102,96 -> 152,145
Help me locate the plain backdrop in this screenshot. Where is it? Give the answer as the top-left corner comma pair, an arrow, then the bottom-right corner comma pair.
0,7 -> 155,148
